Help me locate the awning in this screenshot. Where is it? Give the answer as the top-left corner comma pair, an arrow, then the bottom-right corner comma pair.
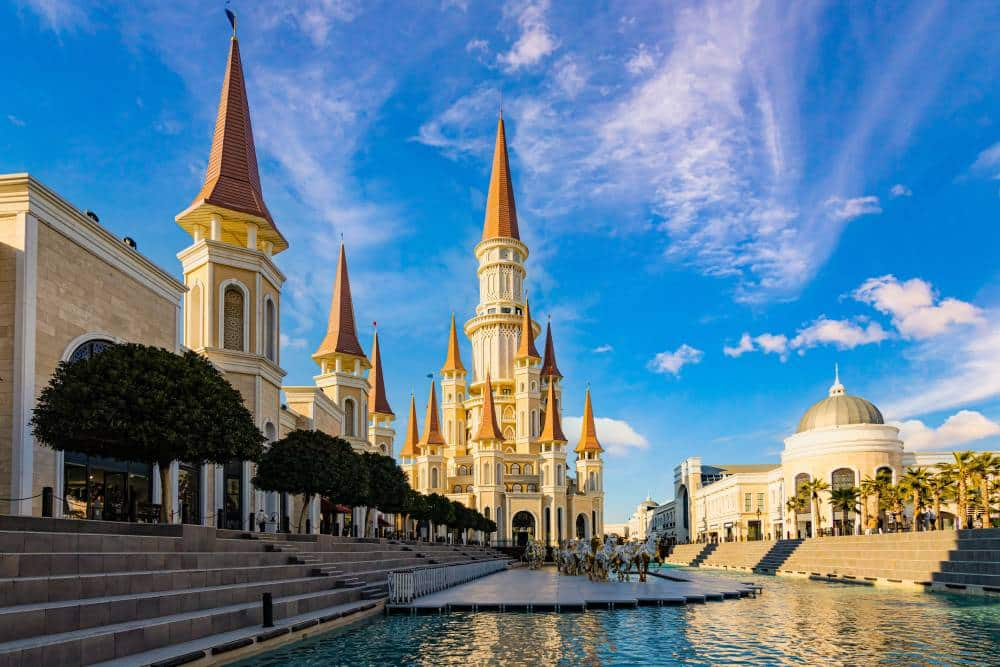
378,517 -> 392,527
334,504 -> 352,513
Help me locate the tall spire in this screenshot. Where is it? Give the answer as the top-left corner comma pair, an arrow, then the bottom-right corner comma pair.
399,394 -> 419,457
515,300 -> 540,361
481,116 -> 520,241
368,329 -> 393,416
574,387 -> 603,454
476,374 -> 503,441
539,377 -> 566,443
419,379 -> 446,447
441,313 -> 466,373
540,320 -> 562,378
176,32 -> 288,253
314,244 -> 366,360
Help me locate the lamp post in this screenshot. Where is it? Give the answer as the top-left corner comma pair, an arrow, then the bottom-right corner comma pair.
756,507 -> 762,541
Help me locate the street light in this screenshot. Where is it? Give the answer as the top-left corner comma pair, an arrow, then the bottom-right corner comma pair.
756,507 -> 762,541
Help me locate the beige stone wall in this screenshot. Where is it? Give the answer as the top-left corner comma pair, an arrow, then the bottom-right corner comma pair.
0,216 -> 19,509
30,221 -> 179,514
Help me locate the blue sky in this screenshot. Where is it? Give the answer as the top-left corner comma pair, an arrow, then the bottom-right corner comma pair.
4,0 -> 1000,522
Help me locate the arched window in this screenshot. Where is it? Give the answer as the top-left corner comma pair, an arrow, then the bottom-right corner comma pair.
454,485 -> 462,493
264,422 -> 276,443
458,465 -> 469,476
876,466 -> 894,484
188,283 -> 203,349
556,464 -> 564,486
513,484 -> 523,493
511,463 -> 521,475
832,468 -> 855,490
380,444 -> 387,453
483,464 -> 490,484
431,467 -> 439,488
484,507 -> 490,519
223,285 -> 245,351
527,484 -> 537,492
794,473 -> 811,511
69,339 -> 114,363
524,464 -> 533,475
264,298 -> 276,362
344,399 -> 356,437
496,463 -> 502,483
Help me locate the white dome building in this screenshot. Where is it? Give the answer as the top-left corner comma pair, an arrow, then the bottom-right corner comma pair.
781,367 -> 903,536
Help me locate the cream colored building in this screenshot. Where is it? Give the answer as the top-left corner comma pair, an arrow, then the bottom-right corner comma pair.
673,370 -> 997,542
399,115 -> 605,546
626,497 -> 659,541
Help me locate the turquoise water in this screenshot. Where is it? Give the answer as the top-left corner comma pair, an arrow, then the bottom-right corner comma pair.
234,568 -> 1000,666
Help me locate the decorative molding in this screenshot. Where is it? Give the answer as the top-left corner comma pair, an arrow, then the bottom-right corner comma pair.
217,278 -> 251,354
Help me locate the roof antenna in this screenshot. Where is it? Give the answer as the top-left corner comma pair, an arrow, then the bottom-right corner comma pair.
499,88 -> 503,119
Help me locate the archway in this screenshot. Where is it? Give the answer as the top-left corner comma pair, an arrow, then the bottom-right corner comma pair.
512,511 -> 535,547
575,513 -> 587,539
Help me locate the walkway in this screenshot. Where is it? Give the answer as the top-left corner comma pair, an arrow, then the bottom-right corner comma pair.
388,567 -> 758,613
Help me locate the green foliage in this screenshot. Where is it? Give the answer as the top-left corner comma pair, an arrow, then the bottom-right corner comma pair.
31,344 -> 264,468
253,430 -> 347,497
361,452 -> 410,514
425,493 -> 455,527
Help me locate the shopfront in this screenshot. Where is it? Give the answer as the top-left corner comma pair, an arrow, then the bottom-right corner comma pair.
223,461 -> 244,529
62,452 -> 152,522
178,463 -> 202,525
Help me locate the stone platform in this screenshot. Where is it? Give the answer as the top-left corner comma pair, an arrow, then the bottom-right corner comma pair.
387,567 -> 758,613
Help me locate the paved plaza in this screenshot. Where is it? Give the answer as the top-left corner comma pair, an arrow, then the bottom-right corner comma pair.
390,567 -> 758,613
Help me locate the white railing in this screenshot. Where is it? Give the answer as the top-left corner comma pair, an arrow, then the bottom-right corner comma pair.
387,558 -> 508,604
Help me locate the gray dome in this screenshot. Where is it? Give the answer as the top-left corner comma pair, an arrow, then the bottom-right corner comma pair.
795,370 -> 884,433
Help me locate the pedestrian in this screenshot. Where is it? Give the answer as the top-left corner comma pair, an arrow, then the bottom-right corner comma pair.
256,508 -> 266,533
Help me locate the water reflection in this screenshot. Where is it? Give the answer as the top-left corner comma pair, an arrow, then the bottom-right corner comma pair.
235,569 -> 1000,666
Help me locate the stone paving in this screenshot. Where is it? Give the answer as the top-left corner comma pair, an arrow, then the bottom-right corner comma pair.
390,566 -> 757,613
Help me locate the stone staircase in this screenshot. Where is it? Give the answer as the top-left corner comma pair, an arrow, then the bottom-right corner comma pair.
0,517 -> 507,664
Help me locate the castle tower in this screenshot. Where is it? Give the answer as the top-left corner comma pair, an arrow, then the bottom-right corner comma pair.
513,300 -> 541,454
312,243 -> 372,452
398,394 -> 419,486
440,314 -> 469,457
575,387 -> 605,538
367,328 -> 395,456
538,380 -> 568,546
175,29 -> 286,529
472,374 -> 505,537
465,115 -> 528,441
416,379 -> 446,495
539,321 -> 563,431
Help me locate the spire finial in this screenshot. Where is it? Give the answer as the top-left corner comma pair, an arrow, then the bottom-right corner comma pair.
828,363 -> 845,397
225,2 -> 237,36
835,362 -> 840,385
499,88 -> 503,119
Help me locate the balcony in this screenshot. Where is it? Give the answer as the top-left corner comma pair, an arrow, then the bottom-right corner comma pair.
504,474 -> 540,486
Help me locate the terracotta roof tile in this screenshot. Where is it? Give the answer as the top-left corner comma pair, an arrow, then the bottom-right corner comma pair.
540,321 -> 562,378
475,374 -> 503,442
399,394 -> 419,457
515,300 -> 540,361
368,330 -> 393,416
441,313 -> 466,373
314,244 -> 366,359
481,116 -> 520,241
574,388 -> 603,454
419,380 -> 446,447
539,379 -> 566,443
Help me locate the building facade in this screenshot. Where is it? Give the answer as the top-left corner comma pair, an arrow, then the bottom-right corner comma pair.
399,115 -> 605,546
672,370 -> 999,542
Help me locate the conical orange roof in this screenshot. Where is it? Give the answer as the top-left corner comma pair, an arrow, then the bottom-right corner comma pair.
481,116 -> 520,241
178,36 -> 287,252
574,388 -> 603,454
399,394 -> 419,458
441,314 -> 466,373
539,379 -> 566,443
368,330 -> 393,417
515,300 -> 540,361
314,244 -> 366,360
475,374 -> 503,441
419,379 -> 446,447
540,321 -> 562,378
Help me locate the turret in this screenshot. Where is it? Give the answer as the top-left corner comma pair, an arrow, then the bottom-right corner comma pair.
514,300 -> 542,454
471,374 -> 506,538
415,378 -> 446,494
367,328 -> 395,456
575,387 -> 605,537
538,380 -> 568,545
440,314 -> 469,456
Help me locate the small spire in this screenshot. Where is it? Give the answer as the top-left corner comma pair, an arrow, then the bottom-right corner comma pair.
515,300 -> 540,361
539,378 -> 566,443
399,394 -> 419,458
440,313 -> 466,373
475,374 -> 503,442
575,387 -> 603,454
540,321 -> 562,378
368,329 -> 393,417
314,243 -> 367,361
829,363 -> 845,397
419,378 -> 446,447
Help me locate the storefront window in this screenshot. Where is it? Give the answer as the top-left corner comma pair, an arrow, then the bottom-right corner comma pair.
178,464 -> 201,525
62,452 -> 152,522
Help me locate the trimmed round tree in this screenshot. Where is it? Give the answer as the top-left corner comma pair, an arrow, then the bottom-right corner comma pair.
31,344 -> 264,522
253,430 -> 362,533
426,493 -> 455,541
360,452 -> 410,536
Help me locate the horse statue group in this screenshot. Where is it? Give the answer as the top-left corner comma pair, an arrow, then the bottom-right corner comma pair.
523,539 -> 546,570
557,533 -> 665,582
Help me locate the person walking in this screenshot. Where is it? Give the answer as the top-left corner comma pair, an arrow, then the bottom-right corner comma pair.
256,508 -> 267,533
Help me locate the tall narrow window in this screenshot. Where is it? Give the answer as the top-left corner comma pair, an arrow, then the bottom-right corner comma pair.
223,286 -> 245,351
344,399 -> 356,437
264,298 -> 276,362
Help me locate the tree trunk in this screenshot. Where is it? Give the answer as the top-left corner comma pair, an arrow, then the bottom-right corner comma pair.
958,482 -> 966,529
363,507 -> 373,538
159,464 -> 173,524
297,494 -> 313,534
860,494 -> 868,535
913,490 -> 921,531
934,495 -> 942,530
812,497 -> 820,538
981,479 -> 991,529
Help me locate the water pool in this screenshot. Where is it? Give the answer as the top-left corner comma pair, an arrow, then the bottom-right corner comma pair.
233,568 -> 1000,665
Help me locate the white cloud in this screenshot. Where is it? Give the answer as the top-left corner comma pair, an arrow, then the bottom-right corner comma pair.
824,195 -> 882,221
790,317 -> 889,351
7,114 -> 25,127
553,57 -> 586,98
280,333 -> 308,351
625,43 -> 656,75
563,416 -> 649,456
649,344 -> 703,376
854,275 -> 983,339
498,0 -> 557,71
890,183 -> 912,197
465,38 -> 488,53
723,333 -> 754,358
415,84 -> 496,159
970,141 -> 1000,180
593,344 -> 613,354
755,332 -> 790,358
19,0 -> 91,33
896,410 -> 1000,451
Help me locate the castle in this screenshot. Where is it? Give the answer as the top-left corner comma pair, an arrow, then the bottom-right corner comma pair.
397,116 -> 606,547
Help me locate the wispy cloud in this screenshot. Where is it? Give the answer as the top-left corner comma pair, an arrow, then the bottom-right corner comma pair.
890,183 -> 912,198
498,0 -> 557,71
824,195 -> 882,221
970,141 -> 1000,180
593,344 -> 613,354
649,344 -> 703,376
18,0 -> 92,34
6,114 -> 25,127
896,410 -> 1000,451
563,415 -> 649,456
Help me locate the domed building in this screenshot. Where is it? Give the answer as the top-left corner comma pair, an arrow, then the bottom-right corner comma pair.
781,367 -> 903,538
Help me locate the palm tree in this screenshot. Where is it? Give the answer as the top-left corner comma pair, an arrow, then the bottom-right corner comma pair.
925,471 -> 954,531
801,479 -> 831,537
974,453 -> 1000,529
859,476 -> 882,534
830,487 -> 860,535
786,493 -> 806,538
901,467 -> 932,531
941,452 -> 977,529
879,484 -> 907,531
